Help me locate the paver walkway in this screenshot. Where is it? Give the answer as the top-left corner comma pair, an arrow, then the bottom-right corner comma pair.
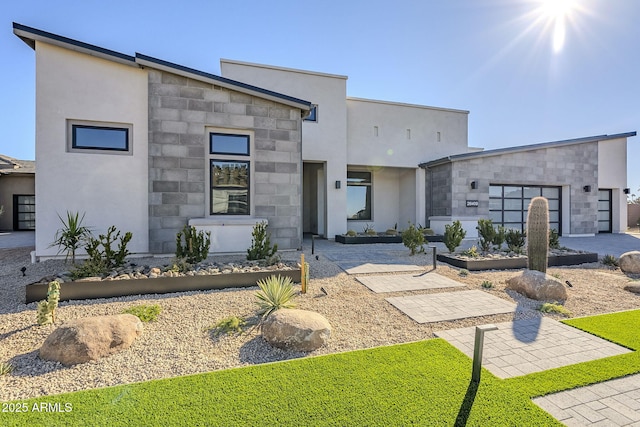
323,250 -> 427,274
386,290 -> 516,323
356,272 -> 464,293
533,374 -> 640,426
435,317 -> 632,379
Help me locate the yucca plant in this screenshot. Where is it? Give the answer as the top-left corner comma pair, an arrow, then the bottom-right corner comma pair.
50,211 -> 92,264
255,275 -> 297,318
0,361 -> 14,376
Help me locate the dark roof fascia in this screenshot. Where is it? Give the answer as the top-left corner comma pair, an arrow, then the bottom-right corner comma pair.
135,53 -> 312,111
420,132 -> 637,168
12,22 -> 136,67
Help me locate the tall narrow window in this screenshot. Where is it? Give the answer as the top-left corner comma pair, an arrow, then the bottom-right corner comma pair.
347,171 -> 372,220
209,133 -> 251,215
304,105 -> 318,122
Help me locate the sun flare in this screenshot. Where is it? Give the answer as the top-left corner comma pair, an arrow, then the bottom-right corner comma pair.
539,0 -> 577,53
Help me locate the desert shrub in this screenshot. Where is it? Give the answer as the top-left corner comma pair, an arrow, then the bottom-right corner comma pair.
527,197 -> 549,273
123,304 -> 161,322
601,254 -> 619,267
461,245 -> 479,258
0,362 -> 14,376
539,302 -> 572,317
549,229 -> 560,250
385,229 -> 398,236
443,220 -> 466,253
363,223 -> 375,235
208,316 -> 249,336
481,280 -> 493,289
505,229 -> 526,254
346,230 -> 357,237
50,211 -> 92,264
255,275 -> 296,318
36,280 -> 60,326
247,221 -> 278,261
459,269 -> 469,277
476,219 -> 495,252
492,225 -> 506,250
71,226 -> 132,278
176,225 -> 211,264
402,222 -> 425,255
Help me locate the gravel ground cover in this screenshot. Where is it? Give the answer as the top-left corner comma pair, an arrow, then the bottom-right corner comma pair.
1,246 -> 639,401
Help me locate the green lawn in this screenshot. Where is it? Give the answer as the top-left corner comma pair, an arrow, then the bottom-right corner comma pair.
2,310 -> 639,426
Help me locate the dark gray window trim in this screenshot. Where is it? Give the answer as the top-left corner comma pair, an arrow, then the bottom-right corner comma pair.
66,120 -> 133,155
209,133 -> 250,156
209,159 -> 251,216
304,105 -> 318,123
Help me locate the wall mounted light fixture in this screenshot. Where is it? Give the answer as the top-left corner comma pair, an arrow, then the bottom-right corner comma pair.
335,180 -> 341,189
583,185 -> 591,193
470,181 -> 477,190
624,188 -> 631,194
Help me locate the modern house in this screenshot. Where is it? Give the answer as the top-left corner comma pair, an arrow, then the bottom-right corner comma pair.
0,154 -> 35,231
13,23 -> 635,260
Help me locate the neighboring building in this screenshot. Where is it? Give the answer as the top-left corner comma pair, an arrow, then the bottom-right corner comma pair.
13,23 -> 636,259
0,154 -> 35,231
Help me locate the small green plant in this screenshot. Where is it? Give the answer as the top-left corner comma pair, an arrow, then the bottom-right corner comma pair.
385,228 -> 398,236
492,225 -> 506,250
72,226 -> 132,278
505,229 -> 526,254
481,280 -> 493,289
208,315 -> 248,337
363,223 -> 376,235
549,229 -> 560,250
539,302 -> 572,317
346,230 -> 357,237
461,245 -> 479,258
0,361 -> 14,376
601,254 -> 619,267
402,222 -> 425,255
255,275 -> 296,318
50,211 -> 92,264
459,269 -> 469,277
176,225 -> 211,264
37,280 -> 60,326
443,220 -> 466,253
476,219 -> 495,252
552,272 -> 561,279
123,304 -> 161,322
247,221 -> 278,261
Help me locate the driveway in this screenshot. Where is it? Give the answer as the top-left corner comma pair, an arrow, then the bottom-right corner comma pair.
0,231 -> 35,249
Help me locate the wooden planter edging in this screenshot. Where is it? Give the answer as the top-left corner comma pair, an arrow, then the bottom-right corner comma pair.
436,253 -> 598,271
335,234 -> 444,244
26,269 -> 301,304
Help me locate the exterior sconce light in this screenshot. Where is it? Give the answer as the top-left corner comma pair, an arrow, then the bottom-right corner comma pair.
470,181 -> 477,190
583,185 -> 591,193
624,188 -> 630,194
335,180 -> 341,189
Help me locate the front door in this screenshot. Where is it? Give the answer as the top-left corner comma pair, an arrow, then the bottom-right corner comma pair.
598,189 -> 612,233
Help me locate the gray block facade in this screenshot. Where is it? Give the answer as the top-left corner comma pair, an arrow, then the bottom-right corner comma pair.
425,142 -> 600,235
148,69 -> 303,253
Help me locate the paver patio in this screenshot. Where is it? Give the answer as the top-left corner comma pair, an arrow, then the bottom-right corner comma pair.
356,272 -> 465,293
533,374 -> 640,426
435,317 -> 632,379
322,250 -> 428,274
386,289 -> 516,323
337,262 -> 426,274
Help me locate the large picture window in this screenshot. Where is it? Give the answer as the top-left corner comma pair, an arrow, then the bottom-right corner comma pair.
347,171 -> 372,220
209,132 -> 252,215
67,120 -> 132,154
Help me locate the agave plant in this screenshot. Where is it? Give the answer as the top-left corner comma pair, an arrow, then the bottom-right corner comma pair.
255,275 -> 297,318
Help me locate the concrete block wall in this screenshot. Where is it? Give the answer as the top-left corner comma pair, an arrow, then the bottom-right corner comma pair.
449,142 -> 599,235
424,163 -> 452,219
148,69 -> 303,253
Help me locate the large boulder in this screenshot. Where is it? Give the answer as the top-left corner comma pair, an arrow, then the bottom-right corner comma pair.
619,251 -> 640,274
506,270 -> 568,302
262,309 -> 331,352
39,314 -> 143,366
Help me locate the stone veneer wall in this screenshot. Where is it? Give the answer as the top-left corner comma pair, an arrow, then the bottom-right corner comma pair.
425,163 -> 452,219
449,142 -> 599,235
148,69 -> 303,253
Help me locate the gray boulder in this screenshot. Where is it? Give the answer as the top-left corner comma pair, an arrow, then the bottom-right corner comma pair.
39,314 -> 143,366
624,285 -> 640,295
619,251 -> 640,274
262,309 -> 331,352
506,270 -> 568,302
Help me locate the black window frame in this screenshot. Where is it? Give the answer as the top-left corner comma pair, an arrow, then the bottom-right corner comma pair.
13,194 -> 35,231
209,159 -> 250,216
71,124 -> 130,152
209,133 -> 250,156
489,184 -> 562,235
304,105 -> 318,123
347,171 -> 372,221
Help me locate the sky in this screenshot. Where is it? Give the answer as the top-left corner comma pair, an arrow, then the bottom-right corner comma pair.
1,0 -> 639,195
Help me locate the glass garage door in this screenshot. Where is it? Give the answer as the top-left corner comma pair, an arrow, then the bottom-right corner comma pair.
489,185 -> 561,234
13,194 -> 36,231
598,189 -> 612,233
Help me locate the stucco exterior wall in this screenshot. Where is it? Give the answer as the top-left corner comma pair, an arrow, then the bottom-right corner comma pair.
598,138 -> 627,233
346,98 -> 469,167
34,42 -> 148,257
0,174 -> 35,231
148,69 -> 303,253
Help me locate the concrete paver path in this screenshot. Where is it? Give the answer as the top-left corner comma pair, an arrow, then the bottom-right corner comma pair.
356,272 -> 464,293
436,318 -> 632,379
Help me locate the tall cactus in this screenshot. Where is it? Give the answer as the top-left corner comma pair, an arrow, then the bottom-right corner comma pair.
527,197 -> 549,273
